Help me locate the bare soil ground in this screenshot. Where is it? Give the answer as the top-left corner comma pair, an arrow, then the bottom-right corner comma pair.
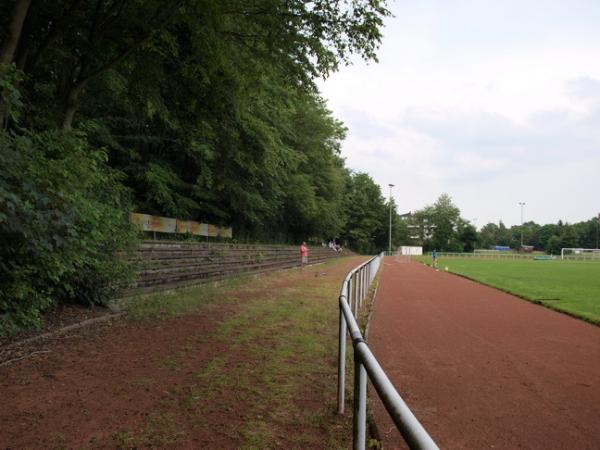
0,257 -> 363,449
368,257 -> 600,449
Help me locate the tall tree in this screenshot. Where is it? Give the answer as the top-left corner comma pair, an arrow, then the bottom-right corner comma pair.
412,193 -> 462,251
458,221 -> 478,252
0,0 -> 393,333
341,172 -> 386,254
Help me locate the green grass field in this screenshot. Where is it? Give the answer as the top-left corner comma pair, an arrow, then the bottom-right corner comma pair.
427,258 -> 600,325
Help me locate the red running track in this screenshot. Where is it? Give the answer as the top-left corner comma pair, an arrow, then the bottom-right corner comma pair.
368,258 -> 600,450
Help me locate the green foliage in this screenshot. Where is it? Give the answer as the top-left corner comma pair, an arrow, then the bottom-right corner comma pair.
341,173 -> 386,254
408,193 -> 598,254
477,218 -> 599,254
410,194 -> 468,251
0,0 -> 390,230
430,194 -> 461,250
0,131 -> 137,334
0,63 -> 24,124
0,0 -> 392,332
459,223 -> 478,253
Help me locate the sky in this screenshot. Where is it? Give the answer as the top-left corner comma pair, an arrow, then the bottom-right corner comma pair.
318,0 -> 600,228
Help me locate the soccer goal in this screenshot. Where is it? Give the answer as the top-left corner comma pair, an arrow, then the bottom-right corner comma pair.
396,246 -> 422,263
560,248 -> 600,260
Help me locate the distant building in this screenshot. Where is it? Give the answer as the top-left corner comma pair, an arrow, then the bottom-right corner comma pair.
399,211 -> 436,242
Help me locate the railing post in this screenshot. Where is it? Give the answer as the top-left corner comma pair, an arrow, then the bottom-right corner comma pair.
348,277 -> 354,317
364,266 -> 367,297
350,273 -> 360,317
359,268 -> 363,307
359,268 -> 364,307
353,348 -> 367,450
358,268 -> 363,308
337,297 -> 347,414
354,272 -> 359,317
361,267 -> 364,304
363,267 -> 367,304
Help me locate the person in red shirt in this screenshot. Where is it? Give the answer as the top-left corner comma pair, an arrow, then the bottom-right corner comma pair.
300,241 -> 309,269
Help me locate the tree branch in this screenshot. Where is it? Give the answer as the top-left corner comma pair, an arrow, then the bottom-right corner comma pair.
0,0 -> 33,64
77,1 -> 185,87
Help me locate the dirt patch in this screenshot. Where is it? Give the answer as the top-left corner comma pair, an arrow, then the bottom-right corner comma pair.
368,258 -> 600,450
0,313 -> 229,448
0,257 -> 364,448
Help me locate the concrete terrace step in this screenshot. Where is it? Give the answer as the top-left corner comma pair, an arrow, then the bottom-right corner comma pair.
125,241 -> 345,296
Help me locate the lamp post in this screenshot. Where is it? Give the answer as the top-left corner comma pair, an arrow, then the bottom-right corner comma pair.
519,202 -> 526,247
388,184 -> 394,256
596,213 -> 600,249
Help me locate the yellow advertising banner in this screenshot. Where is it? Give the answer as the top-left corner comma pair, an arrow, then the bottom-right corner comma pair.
199,223 -> 209,236
207,224 -> 218,237
129,212 -> 176,233
130,212 -> 149,229
131,213 -> 231,238
148,215 -> 177,233
176,220 -> 195,234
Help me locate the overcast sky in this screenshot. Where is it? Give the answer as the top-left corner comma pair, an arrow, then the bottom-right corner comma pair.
318,0 -> 600,228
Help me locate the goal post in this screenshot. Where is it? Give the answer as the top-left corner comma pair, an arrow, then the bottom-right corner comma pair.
395,246 -> 423,263
560,248 -> 600,260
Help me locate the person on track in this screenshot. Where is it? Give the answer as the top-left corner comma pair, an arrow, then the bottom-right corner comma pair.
432,249 -> 438,268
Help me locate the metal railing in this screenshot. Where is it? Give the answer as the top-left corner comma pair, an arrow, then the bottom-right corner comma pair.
439,252 -> 532,259
337,254 -> 439,450
435,252 -> 600,261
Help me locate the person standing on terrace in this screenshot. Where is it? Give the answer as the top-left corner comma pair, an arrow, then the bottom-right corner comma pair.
300,241 -> 309,269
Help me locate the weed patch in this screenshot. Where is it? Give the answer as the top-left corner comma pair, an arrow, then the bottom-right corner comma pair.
101,257 -> 367,447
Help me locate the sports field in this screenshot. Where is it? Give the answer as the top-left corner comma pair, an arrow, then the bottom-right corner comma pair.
431,258 -> 600,324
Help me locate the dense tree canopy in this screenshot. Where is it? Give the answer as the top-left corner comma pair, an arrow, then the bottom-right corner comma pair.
0,0 -> 392,333
1,0 -> 391,234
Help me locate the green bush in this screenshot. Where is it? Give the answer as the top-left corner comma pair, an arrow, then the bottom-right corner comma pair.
0,130 -> 137,335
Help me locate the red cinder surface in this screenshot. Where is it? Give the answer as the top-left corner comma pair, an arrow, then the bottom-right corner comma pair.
368,257 -> 600,450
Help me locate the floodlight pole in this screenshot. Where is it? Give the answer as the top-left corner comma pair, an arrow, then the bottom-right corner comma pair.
596,213 -> 600,249
519,202 -> 526,247
388,184 -> 394,256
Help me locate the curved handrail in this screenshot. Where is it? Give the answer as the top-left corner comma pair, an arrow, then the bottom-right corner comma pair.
337,254 -> 439,450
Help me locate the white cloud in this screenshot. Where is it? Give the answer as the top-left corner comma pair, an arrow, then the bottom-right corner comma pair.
319,0 -> 600,226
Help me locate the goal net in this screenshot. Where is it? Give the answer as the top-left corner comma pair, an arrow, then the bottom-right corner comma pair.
560,248 -> 600,260
395,254 -> 411,263
395,246 -> 422,263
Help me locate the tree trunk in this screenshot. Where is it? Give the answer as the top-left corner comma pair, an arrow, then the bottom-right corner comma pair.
62,84 -> 82,130
0,0 -> 33,64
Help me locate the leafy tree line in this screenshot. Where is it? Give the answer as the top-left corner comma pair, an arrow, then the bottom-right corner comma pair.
0,0 -> 392,333
342,173 -> 408,255
401,194 -> 599,254
477,218 -> 599,254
